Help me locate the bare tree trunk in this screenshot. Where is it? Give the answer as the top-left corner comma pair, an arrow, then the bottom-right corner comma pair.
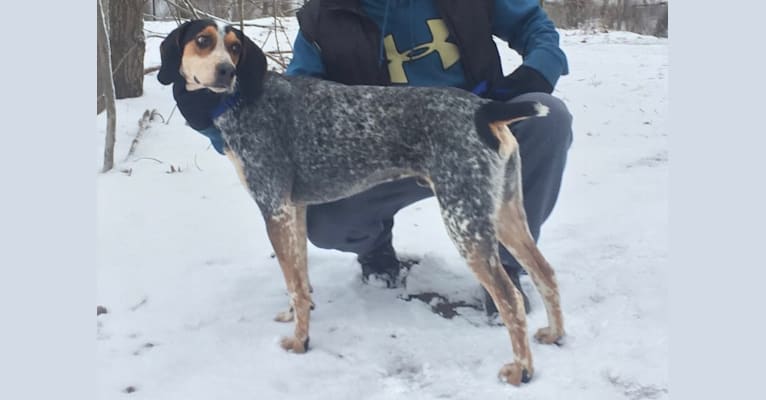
108,0 -> 145,99
97,0 -> 108,113
654,4 -> 668,38
98,0 -> 117,172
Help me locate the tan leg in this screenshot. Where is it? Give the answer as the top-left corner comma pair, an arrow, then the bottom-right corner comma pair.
264,204 -> 312,353
464,247 -> 534,385
432,168 -> 536,385
497,196 -> 565,345
272,247 -> 296,324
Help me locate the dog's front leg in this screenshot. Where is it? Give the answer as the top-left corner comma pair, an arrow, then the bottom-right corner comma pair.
264,203 -> 312,353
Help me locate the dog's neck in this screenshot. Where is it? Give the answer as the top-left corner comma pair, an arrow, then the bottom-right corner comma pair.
213,72 -> 297,144
171,81 -> 240,155
171,72 -> 282,155
172,82 -> 225,130
210,90 -> 240,119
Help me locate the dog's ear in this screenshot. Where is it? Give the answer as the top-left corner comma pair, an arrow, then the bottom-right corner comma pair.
158,21 -> 192,85
231,28 -> 267,102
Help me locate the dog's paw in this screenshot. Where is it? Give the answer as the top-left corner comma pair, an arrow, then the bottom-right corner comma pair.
534,327 -> 564,345
498,362 -> 533,386
280,336 -> 309,353
274,308 -> 294,323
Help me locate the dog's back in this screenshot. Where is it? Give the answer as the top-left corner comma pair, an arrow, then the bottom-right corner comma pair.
219,72 -> 501,204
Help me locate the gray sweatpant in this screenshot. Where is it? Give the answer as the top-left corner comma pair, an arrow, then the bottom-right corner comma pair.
305,92 -> 574,272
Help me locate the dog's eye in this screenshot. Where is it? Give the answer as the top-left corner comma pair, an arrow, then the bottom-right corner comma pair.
196,35 -> 211,48
229,43 -> 241,54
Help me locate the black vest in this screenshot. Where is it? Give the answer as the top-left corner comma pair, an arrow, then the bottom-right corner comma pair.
296,0 -> 504,90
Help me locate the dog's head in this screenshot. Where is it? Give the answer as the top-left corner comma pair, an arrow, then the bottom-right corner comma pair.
158,19 -> 267,101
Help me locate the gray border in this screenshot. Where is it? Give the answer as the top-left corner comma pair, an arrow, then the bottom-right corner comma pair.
671,1 -> 766,399
4,1 -> 765,398
0,2 -> 93,399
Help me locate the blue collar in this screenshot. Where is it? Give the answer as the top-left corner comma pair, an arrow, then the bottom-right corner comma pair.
193,91 -> 240,156
211,91 -> 240,119
195,125 -> 227,155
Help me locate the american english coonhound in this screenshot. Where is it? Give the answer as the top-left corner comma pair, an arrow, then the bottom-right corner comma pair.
157,19 -> 565,386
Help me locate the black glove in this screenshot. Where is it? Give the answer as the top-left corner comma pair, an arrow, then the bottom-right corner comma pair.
473,66 -> 553,102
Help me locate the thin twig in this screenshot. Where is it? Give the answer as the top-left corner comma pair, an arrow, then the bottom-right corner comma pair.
168,2 -> 182,25
165,0 -> 230,25
130,297 -> 149,312
282,7 -> 302,15
144,28 -> 169,36
239,0 -> 245,32
242,22 -> 277,28
264,51 -> 288,69
124,109 -> 159,162
260,28 -> 273,48
150,109 -> 166,123
276,15 -> 294,55
110,41 -> 141,78
272,0 -> 283,65
143,14 -> 178,21
164,0 -> 199,20
165,105 -> 178,125
134,157 -> 165,164
181,0 -> 200,19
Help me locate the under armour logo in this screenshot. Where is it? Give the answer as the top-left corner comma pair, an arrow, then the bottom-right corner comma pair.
383,19 -> 460,84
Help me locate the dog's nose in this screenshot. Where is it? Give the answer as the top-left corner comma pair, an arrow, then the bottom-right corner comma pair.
216,63 -> 235,79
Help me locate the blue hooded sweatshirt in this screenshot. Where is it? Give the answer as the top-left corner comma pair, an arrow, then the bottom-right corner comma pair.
286,0 -> 568,89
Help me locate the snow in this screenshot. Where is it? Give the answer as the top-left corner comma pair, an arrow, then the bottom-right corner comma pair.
97,19 -> 668,399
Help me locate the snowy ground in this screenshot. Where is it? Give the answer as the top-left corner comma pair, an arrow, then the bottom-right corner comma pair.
97,19 -> 668,400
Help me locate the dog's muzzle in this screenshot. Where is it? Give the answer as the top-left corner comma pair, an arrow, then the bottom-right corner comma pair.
213,63 -> 236,90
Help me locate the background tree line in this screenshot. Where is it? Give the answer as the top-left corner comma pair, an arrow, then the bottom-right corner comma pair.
142,0 -> 668,37
543,0 -> 668,37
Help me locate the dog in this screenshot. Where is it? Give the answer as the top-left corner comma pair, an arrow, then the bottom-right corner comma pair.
157,19 -> 565,386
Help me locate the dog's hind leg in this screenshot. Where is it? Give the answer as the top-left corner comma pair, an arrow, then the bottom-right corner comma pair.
497,150 -> 565,345
431,177 -> 534,386
469,246 -> 535,386
264,203 -> 313,353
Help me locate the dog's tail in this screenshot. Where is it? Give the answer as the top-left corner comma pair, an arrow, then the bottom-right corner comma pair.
474,101 -> 549,158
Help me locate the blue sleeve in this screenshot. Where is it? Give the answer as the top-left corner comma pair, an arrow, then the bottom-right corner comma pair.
285,31 -> 326,78
492,0 -> 569,87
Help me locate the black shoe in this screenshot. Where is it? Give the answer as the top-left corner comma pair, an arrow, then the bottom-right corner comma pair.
357,240 -> 404,288
483,264 -> 531,316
